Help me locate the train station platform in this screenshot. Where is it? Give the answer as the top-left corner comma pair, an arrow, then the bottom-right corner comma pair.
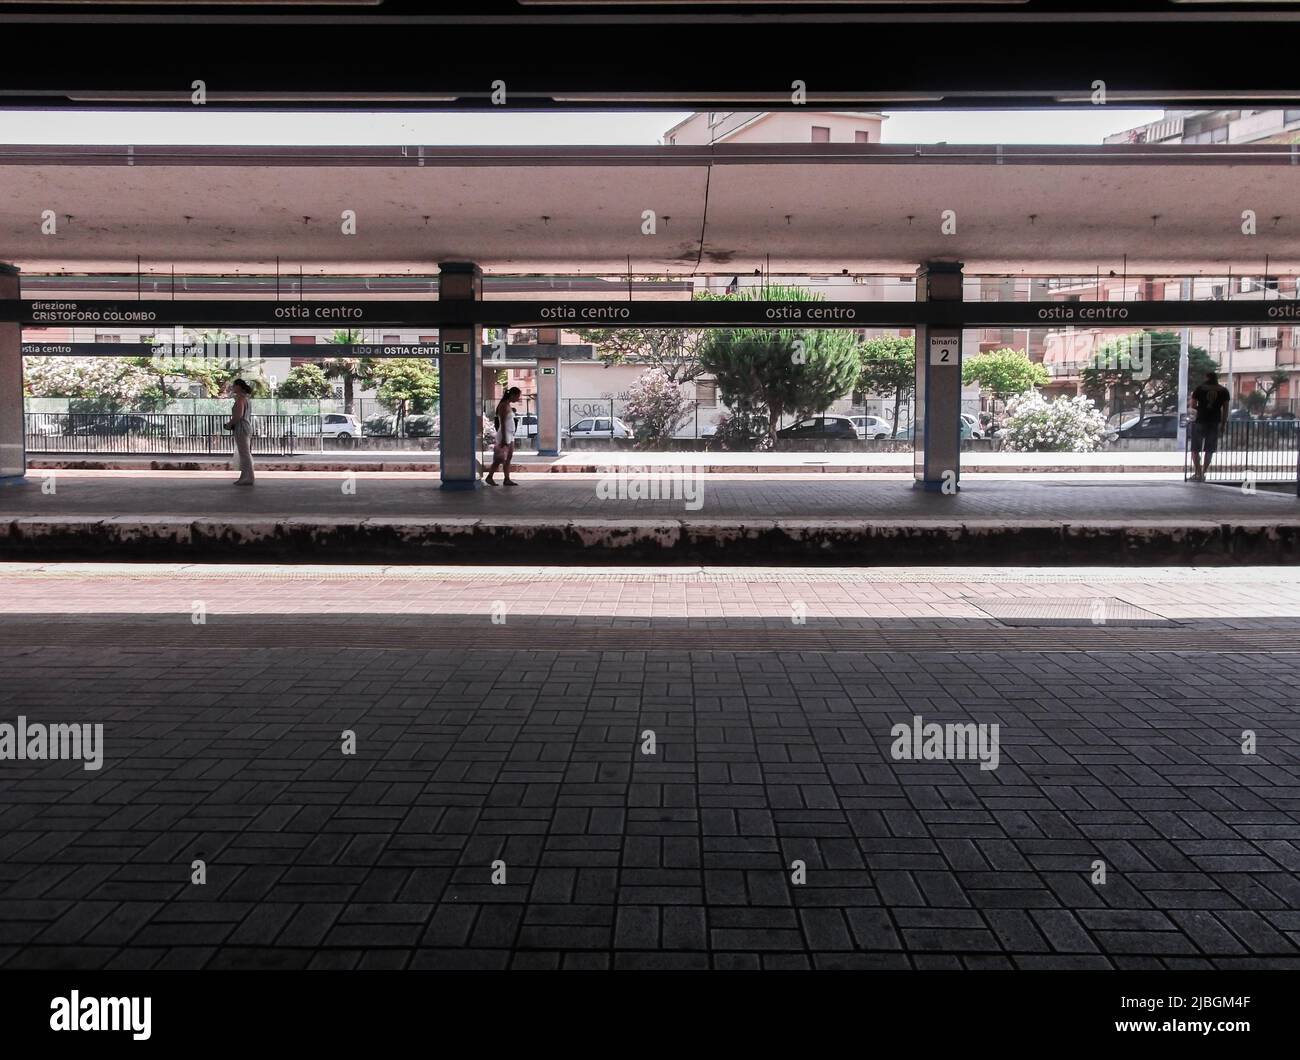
1,470 -> 1296,565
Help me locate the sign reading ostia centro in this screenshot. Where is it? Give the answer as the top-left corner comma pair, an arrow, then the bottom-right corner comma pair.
2,298 -> 1297,328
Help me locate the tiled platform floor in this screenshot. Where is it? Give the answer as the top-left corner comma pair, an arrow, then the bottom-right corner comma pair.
0,566 -> 1298,970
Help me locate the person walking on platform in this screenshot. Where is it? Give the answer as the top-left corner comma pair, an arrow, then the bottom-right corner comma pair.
485,386 -> 521,487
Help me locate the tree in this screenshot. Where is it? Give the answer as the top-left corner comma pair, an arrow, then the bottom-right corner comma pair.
855,335 -> 915,438
576,327 -> 708,384
697,285 -> 861,443
321,328 -> 376,415
962,347 -> 1050,417
1081,330 -> 1216,420
624,367 -> 693,448
1250,369 -> 1292,414
134,330 -> 265,399
277,364 -> 333,399
372,359 -> 439,432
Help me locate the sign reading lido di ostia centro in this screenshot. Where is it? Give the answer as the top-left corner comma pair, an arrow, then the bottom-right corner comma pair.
2,298 -> 1298,328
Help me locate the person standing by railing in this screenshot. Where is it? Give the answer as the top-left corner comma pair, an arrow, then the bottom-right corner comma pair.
1189,370 -> 1230,482
225,379 -> 256,486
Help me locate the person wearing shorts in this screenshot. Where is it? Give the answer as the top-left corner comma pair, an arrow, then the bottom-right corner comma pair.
485,386 -> 521,486
1189,370 -> 1230,481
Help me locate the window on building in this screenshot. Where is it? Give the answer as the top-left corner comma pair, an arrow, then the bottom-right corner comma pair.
696,379 -> 718,407
383,334 -> 400,343
855,130 -> 870,143
95,334 -> 120,343
419,335 -> 437,343
811,126 -> 830,143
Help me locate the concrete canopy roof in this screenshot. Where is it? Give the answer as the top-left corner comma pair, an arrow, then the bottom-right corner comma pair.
1,143 -> 1297,278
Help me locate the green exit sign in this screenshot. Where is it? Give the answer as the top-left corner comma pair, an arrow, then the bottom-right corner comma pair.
541,367 -> 555,375
444,341 -> 468,354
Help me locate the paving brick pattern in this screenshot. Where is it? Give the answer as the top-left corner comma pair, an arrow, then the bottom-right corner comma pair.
2,630 -> 1299,970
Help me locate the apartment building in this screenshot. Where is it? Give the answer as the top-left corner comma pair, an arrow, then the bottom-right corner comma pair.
663,110 -> 885,146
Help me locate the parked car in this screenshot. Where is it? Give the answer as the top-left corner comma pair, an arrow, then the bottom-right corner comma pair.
430,414 -> 495,442
514,412 -> 539,444
849,414 -> 894,440
896,418 -> 975,441
563,416 -> 632,439
776,415 -> 859,441
28,417 -> 64,436
67,414 -> 167,437
960,412 -> 984,439
321,413 -> 363,439
1116,414 -> 1177,440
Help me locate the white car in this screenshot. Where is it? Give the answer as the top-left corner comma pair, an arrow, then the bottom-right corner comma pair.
563,416 -> 632,439
960,413 -> 983,439
515,413 -> 539,443
849,414 -> 895,440
322,413 -> 363,439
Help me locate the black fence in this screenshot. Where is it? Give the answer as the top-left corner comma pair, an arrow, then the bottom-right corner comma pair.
25,413 -> 323,455
1186,417 -> 1300,495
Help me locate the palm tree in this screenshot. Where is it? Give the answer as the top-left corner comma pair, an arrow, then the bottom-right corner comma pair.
321,329 -> 374,415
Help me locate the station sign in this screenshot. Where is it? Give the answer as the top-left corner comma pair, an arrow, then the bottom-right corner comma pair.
4,297 -> 1299,329
928,335 -> 959,366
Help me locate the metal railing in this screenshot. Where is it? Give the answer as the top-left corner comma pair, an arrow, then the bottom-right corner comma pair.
25,412 -> 323,455
1186,417 -> 1300,495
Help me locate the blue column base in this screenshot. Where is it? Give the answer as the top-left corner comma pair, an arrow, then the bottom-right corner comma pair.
912,479 -> 961,493
440,479 -> 481,491
537,448 -> 561,457
0,474 -> 28,486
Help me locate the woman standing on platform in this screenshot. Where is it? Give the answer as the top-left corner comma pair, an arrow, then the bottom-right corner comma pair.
226,379 -> 256,486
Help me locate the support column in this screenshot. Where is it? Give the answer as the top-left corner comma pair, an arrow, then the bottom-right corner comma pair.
913,261 -> 964,492
0,265 -> 24,483
535,355 -> 562,456
438,262 -> 483,491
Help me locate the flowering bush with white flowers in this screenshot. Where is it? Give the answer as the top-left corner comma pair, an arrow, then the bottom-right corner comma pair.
623,367 -> 692,448
1001,392 -> 1108,452
24,357 -> 162,411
